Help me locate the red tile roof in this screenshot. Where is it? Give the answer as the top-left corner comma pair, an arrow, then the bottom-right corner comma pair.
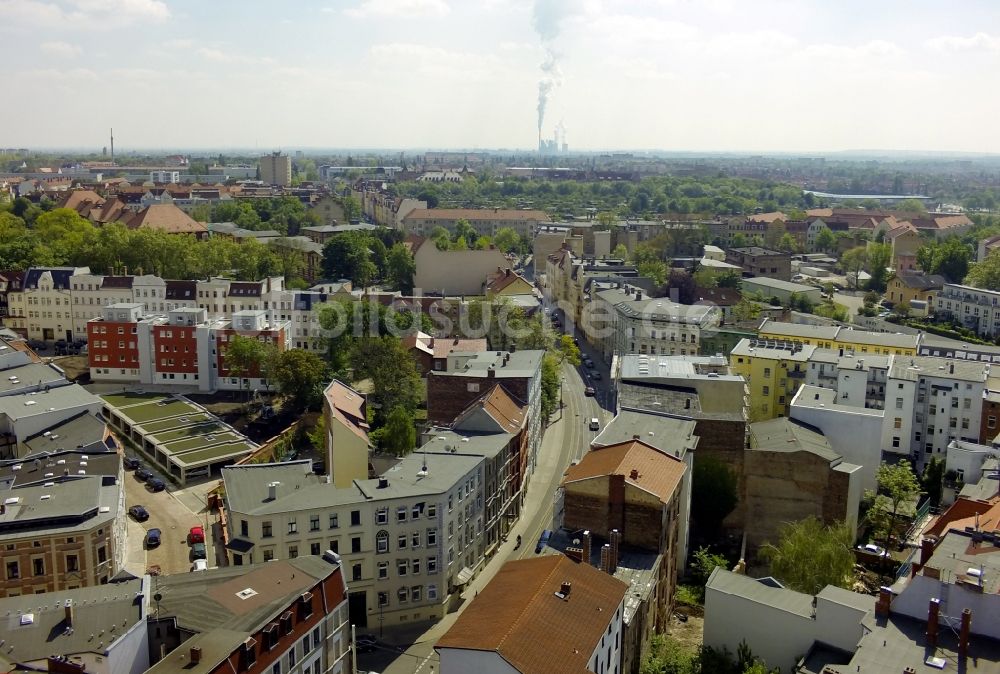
123,203 -> 207,235
562,439 -> 686,505
436,556 -> 627,674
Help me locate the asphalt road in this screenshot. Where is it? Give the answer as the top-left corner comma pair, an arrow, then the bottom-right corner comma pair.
358,352 -> 612,674
123,462 -> 203,575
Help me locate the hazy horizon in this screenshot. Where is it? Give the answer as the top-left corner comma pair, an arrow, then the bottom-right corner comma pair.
2,0 -> 999,153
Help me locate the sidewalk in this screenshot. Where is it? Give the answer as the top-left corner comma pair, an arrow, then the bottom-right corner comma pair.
123,518 -> 148,577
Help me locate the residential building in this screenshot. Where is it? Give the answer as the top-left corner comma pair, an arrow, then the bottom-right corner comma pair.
887,220 -> 923,273
758,318 -> 920,355
87,304 -> 290,393
0,452 -> 126,598
208,221 -> 281,243
945,442 -> 997,494
0,577 -> 149,674
888,355 -> 989,467
724,247 -> 791,281
146,556 -> 351,674
301,222 -> 380,244
412,237 -> 510,295
978,233 -> 1000,262
436,556 -> 628,674
790,385 -> 888,493
150,170 -> 180,183
426,350 -> 543,472
745,418 -> 862,548
5,267 -> 90,341
267,236 -> 324,283
730,338 -> 814,420
402,332 -> 488,375
704,569 -> 874,674
122,203 -> 208,239
936,283 -> 1000,339
222,452 -> 486,631
402,208 -> 550,240
981,384 -> 1000,444
485,267 -> 534,298
740,276 -> 822,305
323,379 -> 370,489
887,273 -> 945,308
260,152 -> 292,187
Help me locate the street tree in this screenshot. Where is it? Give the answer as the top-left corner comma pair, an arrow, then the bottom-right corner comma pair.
760,516 -> 855,595
272,349 -> 328,412
540,352 -> 561,423
865,460 -> 921,549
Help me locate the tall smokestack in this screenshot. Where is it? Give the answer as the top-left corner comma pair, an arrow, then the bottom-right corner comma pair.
110,128 -> 115,166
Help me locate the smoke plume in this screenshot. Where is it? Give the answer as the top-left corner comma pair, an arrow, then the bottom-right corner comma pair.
533,0 -> 574,135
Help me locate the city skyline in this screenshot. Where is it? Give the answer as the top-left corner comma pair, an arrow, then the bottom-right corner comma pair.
1,0 -> 999,152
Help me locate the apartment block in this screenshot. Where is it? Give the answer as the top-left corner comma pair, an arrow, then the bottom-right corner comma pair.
724,247 -> 791,281
935,283 -> 1000,339
260,152 -> 292,187
5,267 -> 90,341
730,338 -> 815,420
758,318 -> 920,356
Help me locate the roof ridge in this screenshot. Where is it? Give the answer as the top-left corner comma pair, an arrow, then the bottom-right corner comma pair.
494,557 -> 562,652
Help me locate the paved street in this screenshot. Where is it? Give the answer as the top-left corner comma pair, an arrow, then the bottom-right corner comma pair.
357,353 -> 610,674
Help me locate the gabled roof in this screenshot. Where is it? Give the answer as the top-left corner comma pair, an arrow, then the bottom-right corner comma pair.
57,189 -> 104,212
123,203 -> 207,235
164,279 -> 196,300
561,439 -> 686,505
893,273 -> 946,291
452,383 -> 526,434
324,379 -> 369,444
486,268 -> 531,294
436,556 -> 628,674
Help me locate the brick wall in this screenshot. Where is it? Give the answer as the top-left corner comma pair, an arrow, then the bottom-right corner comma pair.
426,374 -> 528,426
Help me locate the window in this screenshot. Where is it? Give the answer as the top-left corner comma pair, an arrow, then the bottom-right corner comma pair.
66,554 -> 79,572
427,504 -> 437,518
397,506 -> 407,523
467,382 -> 480,393
240,520 -> 249,537
989,415 -> 997,429
376,508 -> 388,525
427,528 -> 437,545
310,542 -> 321,556
33,558 -> 44,576
376,531 -> 389,554
894,417 -> 902,429
302,634 -> 312,655
351,510 -> 361,526
243,639 -> 257,668
411,585 -> 422,602
312,627 -> 321,650
288,646 -> 297,669
329,513 -> 339,529
895,397 -> 903,409
762,386 -> 769,396
397,559 -> 408,576
412,558 -> 421,574
310,515 -> 320,531
398,587 -> 409,603
378,562 -> 389,579
378,591 -> 389,607
272,664 -> 281,674
412,531 -> 421,548
412,503 -> 423,519
6,561 -> 18,580
288,519 -> 297,535
263,549 -> 275,562
329,539 -> 339,554
892,436 -> 900,448
352,536 -> 362,553
428,556 -> 437,573
352,564 -> 362,581
763,367 -> 771,377
262,521 -> 273,538
398,534 -> 407,549
962,418 -> 970,430
427,584 -> 438,600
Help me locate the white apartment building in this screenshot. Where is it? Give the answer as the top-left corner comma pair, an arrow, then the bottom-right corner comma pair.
888,356 -> 990,468
5,267 -> 89,342
150,170 -> 180,183
935,283 -> 1000,339
803,350 -> 892,410
222,452 -> 486,632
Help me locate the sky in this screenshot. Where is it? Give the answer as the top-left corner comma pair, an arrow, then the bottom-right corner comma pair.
2,0 -> 1000,153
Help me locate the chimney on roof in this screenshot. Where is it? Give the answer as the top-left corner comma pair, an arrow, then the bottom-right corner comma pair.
875,586 -> 892,619
505,268 -> 511,277
64,600 -> 73,627
600,544 -> 611,573
926,598 -> 941,648
920,537 -> 936,566
610,529 -> 621,573
629,469 -> 639,480
559,581 -> 572,597
488,367 -> 496,378
267,481 -> 279,501
959,608 -> 972,659
189,646 -> 202,664
582,530 -> 591,566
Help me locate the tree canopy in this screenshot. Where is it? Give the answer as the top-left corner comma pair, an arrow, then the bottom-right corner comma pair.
760,516 -> 856,595
866,461 -> 921,549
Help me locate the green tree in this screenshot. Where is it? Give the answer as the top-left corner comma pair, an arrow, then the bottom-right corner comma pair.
386,242 -> 416,293
596,211 -> 617,228
611,243 -> 629,261
453,218 -> 477,248
539,352 -> 562,423
731,298 -> 762,323
693,266 -> 718,288
865,461 -> 921,549
665,269 -> 696,304
341,196 -> 362,222
760,516 -> 856,595
493,227 -> 521,254
777,232 -> 798,253
370,406 -> 417,456
895,198 -> 928,214
554,333 -> 581,366
691,457 -> 738,537
349,335 -> 422,420
272,349 -> 328,412
717,270 -> 741,288
865,242 -> 892,292
842,246 -> 868,289
922,457 -> 946,509
639,259 -> 668,287
814,226 -> 836,253
224,335 -> 273,402
965,249 -> 1000,290
321,232 -> 378,287
916,238 -> 971,283
731,232 -> 748,248
307,413 -> 326,452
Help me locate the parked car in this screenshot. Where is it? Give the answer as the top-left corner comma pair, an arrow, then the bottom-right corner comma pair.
584,359 -> 595,369
135,468 -> 154,482
128,505 -> 149,521
123,456 -> 140,470
188,526 -> 205,544
191,542 -> 207,560
145,528 -> 162,548
589,417 -> 600,431
191,559 -> 209,572
591,371 -> 602,381
858,543 -> 889,558
356,635 -> 379,653
535,529 -> 552,554
148,478 -> 166,492
584,386 -> 596,397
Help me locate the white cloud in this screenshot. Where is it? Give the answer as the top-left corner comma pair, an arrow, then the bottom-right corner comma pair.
197,46 -> 274,65
320,6 -> 335,12
163,37 -> 193,49
368,42 -> 509,83
925,32 -> 1000,53
0,0 -> 169,28
40,40 -> 81,56
345,0 -> 448,19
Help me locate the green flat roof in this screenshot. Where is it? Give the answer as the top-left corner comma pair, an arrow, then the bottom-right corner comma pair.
140,413 -> 212,434
119,399 -> 199,423
162,432 -> 243,454
173,442 -> 255,467
101,392 -> 169,407
154,422 -> 227,444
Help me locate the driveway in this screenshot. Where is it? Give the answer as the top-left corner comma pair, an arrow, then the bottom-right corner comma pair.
123,463 -> 205,575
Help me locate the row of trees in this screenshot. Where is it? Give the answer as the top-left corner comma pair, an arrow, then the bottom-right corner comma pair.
428,221 -> 526,255
320,229 -> 415,291
204,196 -> 322,236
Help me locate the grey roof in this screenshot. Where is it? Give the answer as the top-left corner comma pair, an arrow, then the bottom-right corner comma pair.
728,247 -> 786,256
836,328 -> 919,349
22,412 -> 112,456
792,386 -> 884,418
0,578 -> 145,662
596,288 -> 718,324
889,355 -> 990,383
0,363 -> 68,395
149,557 -> 344,674
616,382 -> 746,421
958,457 -> 1000,501
759,320 -> 840,340
618,354 -> 731,380
0,385 -> 100,421
706,568 -> 814,617
0,476 -> 119,540
741,277 -> 821,293
924,529 -> 1000,594
421,429 -> 515,461
223,451 -> 484,516
731,339 -> 815,362
816,584 -> 876,613
593,409 -> 699,458
749,418 -> 840,463
0,448 -> 120,484
447,350 -> 543,379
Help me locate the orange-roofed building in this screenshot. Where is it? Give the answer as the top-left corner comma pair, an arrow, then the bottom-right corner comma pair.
122,203 -> 208,238
402,331 -> 488,375
436,555 -> 628,674
323,379 -> 371,487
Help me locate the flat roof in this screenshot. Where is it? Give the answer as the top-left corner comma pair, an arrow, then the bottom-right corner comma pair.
0,385 -> 100,420
593,409 -> 699,458
99,391 -> 169,408
742,277 -> 821,293
0,476 -> 119,539
116,398 -> 200,423
23,412 -> 111,455
706,568 -> 814,617
0,362 -> 67,394
889,355 -> 989,383
750,418 -> 840,463
731,339 -> 815,361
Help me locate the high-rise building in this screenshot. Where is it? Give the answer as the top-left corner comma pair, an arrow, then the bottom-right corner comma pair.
259,151 -> 292,186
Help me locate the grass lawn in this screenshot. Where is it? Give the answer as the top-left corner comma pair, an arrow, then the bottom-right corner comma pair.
101,392 -> 169,408
154,422 -> 227,444
162,431 -> 243,454
140,413 -> 212,434
172,442 -> 255,466
119,399 -> 199,423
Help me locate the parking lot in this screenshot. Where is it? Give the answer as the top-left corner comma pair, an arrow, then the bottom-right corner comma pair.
123,458 -> 207,575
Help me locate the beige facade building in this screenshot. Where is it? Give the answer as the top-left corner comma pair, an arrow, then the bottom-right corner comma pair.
413,239 -> 509,296
260,152 -> 292,187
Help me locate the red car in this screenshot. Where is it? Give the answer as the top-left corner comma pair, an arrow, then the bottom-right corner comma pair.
188,526 -> 205,544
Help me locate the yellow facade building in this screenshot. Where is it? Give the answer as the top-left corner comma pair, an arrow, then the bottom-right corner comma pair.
730,338 -> 816,420
757,319 -> 919,356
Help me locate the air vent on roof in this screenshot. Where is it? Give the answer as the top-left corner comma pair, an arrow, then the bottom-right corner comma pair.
40,495 -> 51,500
43,482 -> 53,487
99,506 -> 110,513
24,400 -> 36,406
3,496 -> 20,505
236,588 -> 258,600
56,459 -> 65,464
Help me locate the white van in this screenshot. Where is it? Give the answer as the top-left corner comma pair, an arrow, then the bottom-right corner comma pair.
589,418 -> 600,431
191,559 -> 208,572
